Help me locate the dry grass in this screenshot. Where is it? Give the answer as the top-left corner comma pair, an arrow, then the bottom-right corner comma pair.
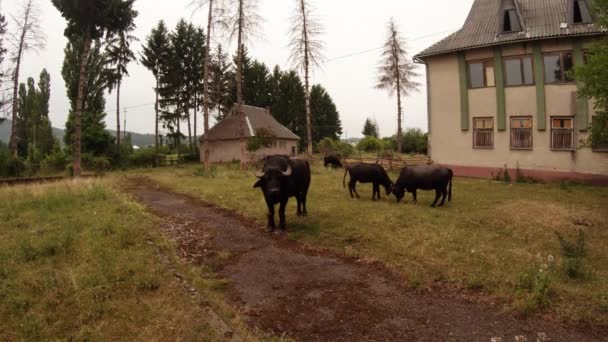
134,163 -> 608,324
0,179 -> 232,341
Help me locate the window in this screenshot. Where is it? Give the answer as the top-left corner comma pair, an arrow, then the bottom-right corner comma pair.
544,52 -> 574,84
473,117 -> 494,149
591,116 -> 608,151
503,9 -> 522,32
551,117 -> 575,151
573,0 -> 593,24
510,117 -> 533,149
468,61 -> 495,88
505,56 -> 534,86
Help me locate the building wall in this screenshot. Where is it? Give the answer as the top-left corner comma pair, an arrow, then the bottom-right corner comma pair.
200,140 -> 298,163
426,37 -> 608,182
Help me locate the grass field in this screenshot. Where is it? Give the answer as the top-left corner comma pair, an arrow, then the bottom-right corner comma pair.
138,162 -> 608,324
0,179 -> 254,341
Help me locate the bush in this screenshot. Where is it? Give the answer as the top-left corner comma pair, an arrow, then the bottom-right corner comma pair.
515,259 -> 553,314
0,142 -> 25,178
401,128 -> 428,154
336,141 -> 355,157
92,157 -> 111,175
317,137 -> 337,155
356,136 -> 385,153
41,147 -> 70,174
129,148 -> 158,168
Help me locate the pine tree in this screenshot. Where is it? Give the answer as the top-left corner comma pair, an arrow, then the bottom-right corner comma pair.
141,21 -> 171,157
362,118 -> 379,138
311,84 -> 341,142
209,45 -> 233,122
105,23 -> 137,152
376,18 -> 420,154
0,13 -> 7,118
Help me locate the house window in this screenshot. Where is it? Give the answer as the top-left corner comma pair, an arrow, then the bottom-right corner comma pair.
543,52 -> 574,84
573,0 -> 593,24
510,117 -> 533,150
279,141 -> 286,149
591,116 -> 608,152
468,61 -> 495,88
505,56 -> 534,86
503,9 -> 522,32
551,117 -> 575,151
473,117 -> 494,149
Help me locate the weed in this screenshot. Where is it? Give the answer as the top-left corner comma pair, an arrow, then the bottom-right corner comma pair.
193,165 -> 218,178
515,263 -> 552,314
555,230 -> 588,279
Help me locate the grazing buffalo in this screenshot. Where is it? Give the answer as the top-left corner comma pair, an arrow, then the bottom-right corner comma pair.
324,153 -> 343,169
392,165 -> 453,207
254,156 -> 311,231
343,163 -> 393,200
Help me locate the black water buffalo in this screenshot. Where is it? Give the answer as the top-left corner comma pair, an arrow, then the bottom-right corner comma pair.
254,156 -> 311,231
392,165 -> 453,207
324,153 -> 343,169
343,163 -> 393,200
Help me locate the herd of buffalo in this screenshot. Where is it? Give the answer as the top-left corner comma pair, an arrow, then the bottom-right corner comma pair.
254,154 -> 453,231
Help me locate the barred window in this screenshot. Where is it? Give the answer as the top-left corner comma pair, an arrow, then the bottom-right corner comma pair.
510,117 -> 533,150
473,117 -> 494,149
551,117 -> 575,151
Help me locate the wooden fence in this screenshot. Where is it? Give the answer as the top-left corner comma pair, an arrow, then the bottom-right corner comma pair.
343,154 -> 431,172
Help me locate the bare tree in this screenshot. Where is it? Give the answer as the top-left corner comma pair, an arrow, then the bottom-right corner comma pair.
7,0 -> 45,155
224,0 -> 262,169
376,18 -> 419,154
289,0 -> 324,156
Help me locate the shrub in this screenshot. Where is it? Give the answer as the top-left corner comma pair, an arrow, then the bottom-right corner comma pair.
92,157 -> 111,175
401,129 -> 428,154
356,136 -> 385,153
515,262 -> 552,314
0,142 -> 25,178
41,146 -> 70,174
336,141 -> 355,157
317,137 -> 337,155
129,148 -> 158,168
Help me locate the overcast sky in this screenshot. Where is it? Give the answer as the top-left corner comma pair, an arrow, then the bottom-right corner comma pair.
2,0 -> 474,138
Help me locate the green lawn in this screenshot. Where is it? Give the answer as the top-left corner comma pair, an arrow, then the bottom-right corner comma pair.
0,179 -> 249,341
137,163 -> 608,324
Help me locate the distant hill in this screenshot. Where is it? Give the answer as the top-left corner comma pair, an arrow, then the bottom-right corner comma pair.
0,119 -> 156,147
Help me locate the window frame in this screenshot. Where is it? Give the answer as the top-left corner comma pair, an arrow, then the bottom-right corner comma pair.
503,55 -> 535,87
473,117 -> 495,149
510,116 -> 534,150
467,59 -> 496,89
572,0 -> 593,25
543,51 -> 576,84
550,116 -> 576,151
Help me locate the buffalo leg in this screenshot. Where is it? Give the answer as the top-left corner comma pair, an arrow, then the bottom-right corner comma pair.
411,190 -> 418,204
438,187 -> 448,207
279,199 -> 288,230
301,192 -> 308,216
296,195 -> 302,216
348,180 -> 355,199
267,204 -> 276,231
431,190 -> 441,207
372,183 -> 377,201
350,180 -> 360,199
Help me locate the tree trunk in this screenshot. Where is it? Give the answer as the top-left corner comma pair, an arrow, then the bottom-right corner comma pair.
74,34 -> 92,177
193,96 -> 197,150
237,0 -> 246,169
203,0 -> 214,170
116,80 -> 121,153
9,5 -> 30,156
301,0 -> 313,156
392,32 -> 403,154
155,76 -> 159,165
187,107 -> 193,153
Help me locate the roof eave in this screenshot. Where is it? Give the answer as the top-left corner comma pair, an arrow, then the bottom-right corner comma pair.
414,31 -> 606,60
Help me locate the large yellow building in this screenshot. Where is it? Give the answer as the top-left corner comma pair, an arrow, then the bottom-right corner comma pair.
415,0 -> 608,184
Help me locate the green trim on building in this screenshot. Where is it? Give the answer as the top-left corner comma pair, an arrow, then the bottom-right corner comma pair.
532,43 -> 547,131
573,41 -> 589,131
457,53 -> 469,131
494,48 -> 506,131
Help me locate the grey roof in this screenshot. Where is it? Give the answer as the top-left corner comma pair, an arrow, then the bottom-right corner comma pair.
201,104 -> 300,142
415,0 -> 606,59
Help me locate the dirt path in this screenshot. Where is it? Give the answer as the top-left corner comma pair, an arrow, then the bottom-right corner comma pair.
125,177 -> 605,342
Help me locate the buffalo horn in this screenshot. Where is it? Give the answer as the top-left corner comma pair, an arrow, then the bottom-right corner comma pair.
282,165 -> 293,176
